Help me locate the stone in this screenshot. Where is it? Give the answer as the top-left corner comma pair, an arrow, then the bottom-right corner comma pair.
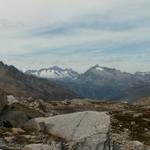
11,128 -> 25,135
50,141 -> 62,150
4,136 -> 14,143
0,110 -> 28,128
112,140 -> 150,150
25,111 -> 110,150
123,141 -> 150,150
70,133 -> 109,150
0,138 -> 6,148
23,144 -> 51,150
24,120 -> 45,132
7,95 -> 18,105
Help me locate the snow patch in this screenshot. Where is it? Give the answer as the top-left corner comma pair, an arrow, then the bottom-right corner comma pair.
95,66 -> 104,71
28,68 -> 79,79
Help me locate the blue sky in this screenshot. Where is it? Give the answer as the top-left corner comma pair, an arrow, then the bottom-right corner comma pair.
0,0 -> 150,73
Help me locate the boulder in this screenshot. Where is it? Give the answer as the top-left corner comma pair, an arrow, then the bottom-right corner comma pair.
25,111 -> 110,150
23,144 -> 51,150
11,128 -> 25,135
23,143 -> 61,150
0,138 -> 6,149
113,141 -> 150,150
7,95 -> 18,105
124,141 -> 150,150
0,110 -> 28,127
0,102 -> 44,128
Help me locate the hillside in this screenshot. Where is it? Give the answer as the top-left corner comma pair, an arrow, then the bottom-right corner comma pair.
0,62 -> 77,100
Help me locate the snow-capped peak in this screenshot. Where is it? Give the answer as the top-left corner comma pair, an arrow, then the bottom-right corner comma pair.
25,66 -> 79,80
94,65 -> 104,71
90,65 -> 105,72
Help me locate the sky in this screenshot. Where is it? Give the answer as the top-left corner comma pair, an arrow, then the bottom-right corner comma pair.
0,0 -> 150,73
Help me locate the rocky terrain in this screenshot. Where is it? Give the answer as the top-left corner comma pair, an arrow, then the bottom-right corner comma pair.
0,89 -> 150,150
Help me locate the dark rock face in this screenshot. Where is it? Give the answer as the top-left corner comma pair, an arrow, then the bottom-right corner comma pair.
0,102 -> 44,128
0,62 -> 78,100
0,90 -> 7,113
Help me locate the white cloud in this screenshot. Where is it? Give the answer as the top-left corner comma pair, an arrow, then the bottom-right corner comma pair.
0,0 -> 150,72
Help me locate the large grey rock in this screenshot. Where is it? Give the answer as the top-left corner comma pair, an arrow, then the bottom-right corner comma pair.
25,111 -> 110,150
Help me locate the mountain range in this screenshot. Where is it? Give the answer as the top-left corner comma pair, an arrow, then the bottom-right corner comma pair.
26,66 -> 79,80
26,64 -> 150,101
0,61 -> 150,101
0,61 -> 77,100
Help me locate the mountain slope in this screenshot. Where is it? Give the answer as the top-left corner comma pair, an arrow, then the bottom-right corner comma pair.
0,62 -> 77,100
55,65 -> 150,101
25,64 -> 150,101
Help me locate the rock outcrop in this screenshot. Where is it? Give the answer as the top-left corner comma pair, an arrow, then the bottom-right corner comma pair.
23,143 -> 62,150
112,140 -> 150,150
0,103 -> 44,128
25,111 -> 110,150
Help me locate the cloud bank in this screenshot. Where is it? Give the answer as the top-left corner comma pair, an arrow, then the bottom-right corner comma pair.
0,0 -> 150,72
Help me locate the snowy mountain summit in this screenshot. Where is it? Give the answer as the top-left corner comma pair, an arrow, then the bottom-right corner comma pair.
25,66 -> 79,80
90,65 -> 105,71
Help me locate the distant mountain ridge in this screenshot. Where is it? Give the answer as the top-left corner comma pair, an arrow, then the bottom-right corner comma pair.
75,65 -> 150,101
26,64 -> 150,81
1,61 -> 150,101
26,66 -> 79,80
26,64 -> 150,101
